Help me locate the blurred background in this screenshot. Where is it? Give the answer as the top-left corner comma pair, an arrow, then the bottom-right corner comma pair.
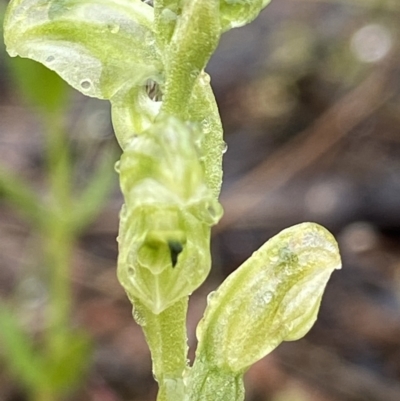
1,0 -> 400,400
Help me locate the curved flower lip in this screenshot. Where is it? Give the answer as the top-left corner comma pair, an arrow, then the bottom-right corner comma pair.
195,222 -> 341,373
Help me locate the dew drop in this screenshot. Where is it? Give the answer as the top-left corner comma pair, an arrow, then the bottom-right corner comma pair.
221,141 -> 228,154
133,307 -> 146,326
80,79 -> 92,90
114,160 -> 121,173
200,73 -> 211,85
207,291 -> 217,304
46,55 -> 55,63
207,202 -> 223,222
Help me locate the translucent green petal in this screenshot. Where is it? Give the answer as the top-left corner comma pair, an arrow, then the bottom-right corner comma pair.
196,222 -> 341,373
111,83 -> 163,149
4,0 -> 161,99
187,75 -> 224,199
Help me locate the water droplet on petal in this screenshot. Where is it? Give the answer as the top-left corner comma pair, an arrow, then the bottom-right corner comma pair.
205,201 -> 223,224
221,141 -> 228,154
200,73 -> 211,85
46,55 -> 55,63
114,160 -> 121,173
133,307 -> 146,326
80,79 -> 92,90
207,291 -> 217,305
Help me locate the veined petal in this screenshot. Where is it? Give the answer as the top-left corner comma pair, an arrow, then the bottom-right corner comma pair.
4,0 -> 162,99
196,222 -> 341,373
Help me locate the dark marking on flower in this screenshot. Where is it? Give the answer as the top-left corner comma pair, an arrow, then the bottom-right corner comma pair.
168,240 -> 183,267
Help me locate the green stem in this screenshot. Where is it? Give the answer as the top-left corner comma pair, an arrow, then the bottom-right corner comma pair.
44,113 -> 72,212
42,111 -> 74,355
44,226 -> 74,351
133,297 -> 189,401
161,0 -> 220,120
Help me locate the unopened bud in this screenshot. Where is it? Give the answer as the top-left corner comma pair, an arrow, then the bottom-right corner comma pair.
196,223 -> 341,372
117,117 -> 223,314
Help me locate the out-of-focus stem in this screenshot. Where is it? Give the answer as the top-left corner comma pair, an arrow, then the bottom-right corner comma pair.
42,111 -> 74,356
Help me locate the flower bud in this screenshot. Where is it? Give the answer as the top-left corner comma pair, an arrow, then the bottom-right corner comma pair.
117,117 -> 223,314
196,223 -> 341,373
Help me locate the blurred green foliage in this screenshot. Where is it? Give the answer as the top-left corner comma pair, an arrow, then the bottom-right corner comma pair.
0,6 -> 117,401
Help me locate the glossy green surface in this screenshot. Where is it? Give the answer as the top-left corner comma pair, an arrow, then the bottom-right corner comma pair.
196,223 -> 341,373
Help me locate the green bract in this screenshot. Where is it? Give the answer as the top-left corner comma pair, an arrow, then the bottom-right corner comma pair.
184,223 -> 341,401
195,223 -> 341,373
3,1 -> 342,401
